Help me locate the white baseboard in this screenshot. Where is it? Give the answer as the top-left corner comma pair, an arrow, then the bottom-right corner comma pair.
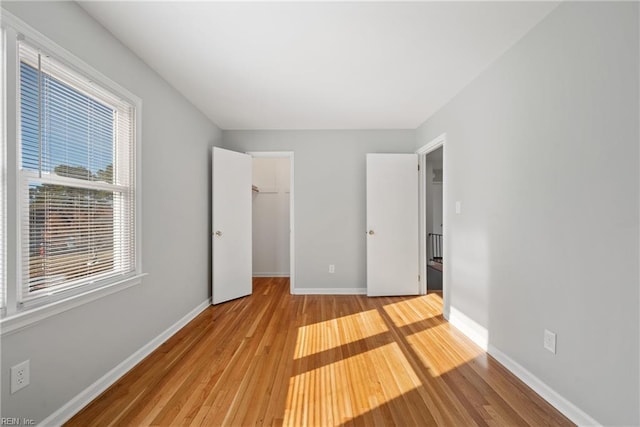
448,306 -> 489,351
252,272 -> 290,278
446,306 -> 600,426
38,299 -> 211,427
487,345 -> 601,427
292,287 -> 367,295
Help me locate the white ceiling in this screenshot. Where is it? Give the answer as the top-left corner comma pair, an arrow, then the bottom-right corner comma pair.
79,1 -> 558,130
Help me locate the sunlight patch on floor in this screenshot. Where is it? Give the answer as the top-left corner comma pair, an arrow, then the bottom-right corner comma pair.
294,309 -> 388,359
284,342 -> 421,426
382,295 -> 439,327
406,324 -> 484,376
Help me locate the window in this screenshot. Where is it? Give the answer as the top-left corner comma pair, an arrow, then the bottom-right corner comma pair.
16,40 -> 137,306
0,12 -> 142,331
0,27 -> 5,313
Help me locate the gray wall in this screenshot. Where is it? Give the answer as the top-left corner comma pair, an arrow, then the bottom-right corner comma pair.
224,130 -> 415,291
1,2 -> 221,422
416,2 -> 639,425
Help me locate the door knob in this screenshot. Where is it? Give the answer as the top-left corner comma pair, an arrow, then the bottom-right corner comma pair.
368,230 -> 375,235
215,230 -> 223,237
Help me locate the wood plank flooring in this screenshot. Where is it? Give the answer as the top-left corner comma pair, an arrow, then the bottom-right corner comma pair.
66,278 -> 573,426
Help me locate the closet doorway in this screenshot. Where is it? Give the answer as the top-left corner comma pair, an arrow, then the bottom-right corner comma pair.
249,152 -> 295,294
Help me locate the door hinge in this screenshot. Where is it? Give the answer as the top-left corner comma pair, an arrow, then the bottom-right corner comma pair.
418,275 -> 420,282
418,164 -> 420,171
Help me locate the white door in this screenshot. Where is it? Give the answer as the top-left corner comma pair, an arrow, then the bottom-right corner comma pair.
212,147 -> 252,304
366,154 -> 419,296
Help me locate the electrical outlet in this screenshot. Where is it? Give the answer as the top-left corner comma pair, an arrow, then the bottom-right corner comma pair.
544,329 -> 556,354
455,201 -> 462,214
11,360 -> 30,394
328,264 -> 335,274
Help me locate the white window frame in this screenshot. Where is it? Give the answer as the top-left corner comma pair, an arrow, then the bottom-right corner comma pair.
1,26 -> 6,316
0,11 -> 145,336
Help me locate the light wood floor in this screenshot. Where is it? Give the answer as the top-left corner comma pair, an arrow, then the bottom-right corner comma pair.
67,278 -> 573,426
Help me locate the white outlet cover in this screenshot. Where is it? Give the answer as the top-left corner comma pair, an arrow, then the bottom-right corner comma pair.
544,329 -> 557,354
455,201 -> 462,214
329,264 -> 335,273
10,360 -> 30,394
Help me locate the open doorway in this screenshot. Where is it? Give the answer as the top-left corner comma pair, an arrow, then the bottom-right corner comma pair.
249,152 -> 295,294
424,147 -> 443,292
417,134 -> 446,297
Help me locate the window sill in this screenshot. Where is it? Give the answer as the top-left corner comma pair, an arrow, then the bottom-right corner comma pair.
0,273 -> 147,337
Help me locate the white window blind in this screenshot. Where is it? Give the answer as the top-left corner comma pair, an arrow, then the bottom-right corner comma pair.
18,40 -> 136,304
